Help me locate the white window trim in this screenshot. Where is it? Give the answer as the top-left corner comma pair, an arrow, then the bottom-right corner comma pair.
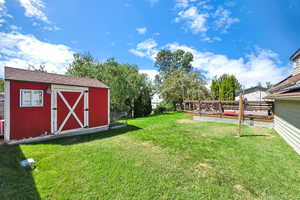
20,89 -> 44,107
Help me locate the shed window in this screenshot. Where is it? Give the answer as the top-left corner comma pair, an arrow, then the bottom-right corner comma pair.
20,89 -> 43,107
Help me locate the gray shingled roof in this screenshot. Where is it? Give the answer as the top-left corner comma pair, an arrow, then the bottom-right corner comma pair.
5,67 -> 109,89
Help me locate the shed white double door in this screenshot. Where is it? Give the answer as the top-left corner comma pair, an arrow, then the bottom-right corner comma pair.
51,85 -> 89,134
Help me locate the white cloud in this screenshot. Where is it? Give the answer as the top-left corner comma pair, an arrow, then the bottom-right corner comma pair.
225,1 -> 236,7
175,0 -> 195,8
202,36 -> 221,43
176,6 -> 208,34
0,0 -> 10,25
174,1 -> 239,41
148,0 -> 159,6
43,25 -> 60,31
139,69 -> 159,81
129,39 -> 158,60
168,44 -> 287,87
136,27 -> 147,34
0,32 -> 74,76
213,6 -> 239,33
130,39 -> 288,87
19,0 -> 50,23
9,25 -> 21,31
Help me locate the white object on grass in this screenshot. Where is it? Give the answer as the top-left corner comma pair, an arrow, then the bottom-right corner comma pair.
20,158 -> 35,167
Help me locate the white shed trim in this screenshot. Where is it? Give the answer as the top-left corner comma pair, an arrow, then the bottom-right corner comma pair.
51,84 -> 88,135
4,80 -> 10,142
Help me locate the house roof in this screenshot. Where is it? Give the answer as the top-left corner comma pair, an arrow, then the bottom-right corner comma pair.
265,83 -> 300,99
268,73 -> 300,93
235,86 -> 267,96
265,91 -> 300,99
265,48 -> 300,99
290,48 -> 300,60
5,67 -> 109,89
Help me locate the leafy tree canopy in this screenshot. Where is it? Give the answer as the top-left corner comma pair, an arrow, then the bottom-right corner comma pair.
155,49 -> 193,73
68,53 -> 152,118
154,49 -> 209,109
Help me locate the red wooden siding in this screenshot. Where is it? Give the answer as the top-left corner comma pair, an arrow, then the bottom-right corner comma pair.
10,81 -> 51,140
9,81 -> 108,141
88,88 -> 108,127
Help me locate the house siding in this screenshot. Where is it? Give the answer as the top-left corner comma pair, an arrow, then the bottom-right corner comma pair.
274,100 -> 300,155
293,57 -> 300,76
235,91 -> 268,101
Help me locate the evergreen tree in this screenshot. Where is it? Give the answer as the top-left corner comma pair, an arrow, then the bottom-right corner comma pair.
210,74 -> 241,100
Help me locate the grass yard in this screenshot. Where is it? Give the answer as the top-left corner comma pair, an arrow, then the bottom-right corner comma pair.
0,112 -> 300,200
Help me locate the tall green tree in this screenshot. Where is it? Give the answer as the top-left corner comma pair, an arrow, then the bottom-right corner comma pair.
154,49 -> 209,109
211,74 -> 241,100
67,53 -> 152,118
155,49 -> 193,73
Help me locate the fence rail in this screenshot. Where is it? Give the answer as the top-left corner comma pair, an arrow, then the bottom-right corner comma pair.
179,100 -> 274,122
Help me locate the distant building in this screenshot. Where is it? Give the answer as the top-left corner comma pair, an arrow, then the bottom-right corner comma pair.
235,86 -> 269,101
266,48 -> 300,155
151,93 -> 162,109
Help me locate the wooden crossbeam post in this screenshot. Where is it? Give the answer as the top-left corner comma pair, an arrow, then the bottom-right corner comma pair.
237,93 -> 244,137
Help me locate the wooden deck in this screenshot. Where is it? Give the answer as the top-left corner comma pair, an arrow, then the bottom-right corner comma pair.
185,111 -> 273,122
181,100 -> 274,122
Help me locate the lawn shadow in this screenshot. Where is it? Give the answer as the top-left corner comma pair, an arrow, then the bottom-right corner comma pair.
30,125 -> 141,146
241,134 -> 271,137
0,144 -> 41,200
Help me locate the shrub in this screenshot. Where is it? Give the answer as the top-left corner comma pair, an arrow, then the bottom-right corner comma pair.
153,104 -> 167,115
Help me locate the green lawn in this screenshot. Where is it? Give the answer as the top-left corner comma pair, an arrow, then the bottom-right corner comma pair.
1,112 -> 300,200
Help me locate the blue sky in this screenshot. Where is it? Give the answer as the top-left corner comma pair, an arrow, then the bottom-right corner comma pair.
0,0 -> 300,87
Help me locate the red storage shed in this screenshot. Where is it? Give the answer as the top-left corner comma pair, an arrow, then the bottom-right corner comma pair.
4,67 -> 110,143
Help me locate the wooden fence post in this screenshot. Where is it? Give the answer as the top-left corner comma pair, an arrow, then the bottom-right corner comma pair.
218,101 -> 223,118
199,100 -> 201,114
237,93 -> 244,137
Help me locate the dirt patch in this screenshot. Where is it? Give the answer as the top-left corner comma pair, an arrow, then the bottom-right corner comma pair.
194,162 -> 214,177
177,119 -> 198,124
233,184 -> 248,192
141,141 -> 162,153
134,161 -> 143,167
265,134 -> 275,138
197,162 -> 213,169
142,141 -> 155,148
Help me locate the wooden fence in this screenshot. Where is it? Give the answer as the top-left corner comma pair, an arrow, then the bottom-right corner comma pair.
179,100 -> 274,122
